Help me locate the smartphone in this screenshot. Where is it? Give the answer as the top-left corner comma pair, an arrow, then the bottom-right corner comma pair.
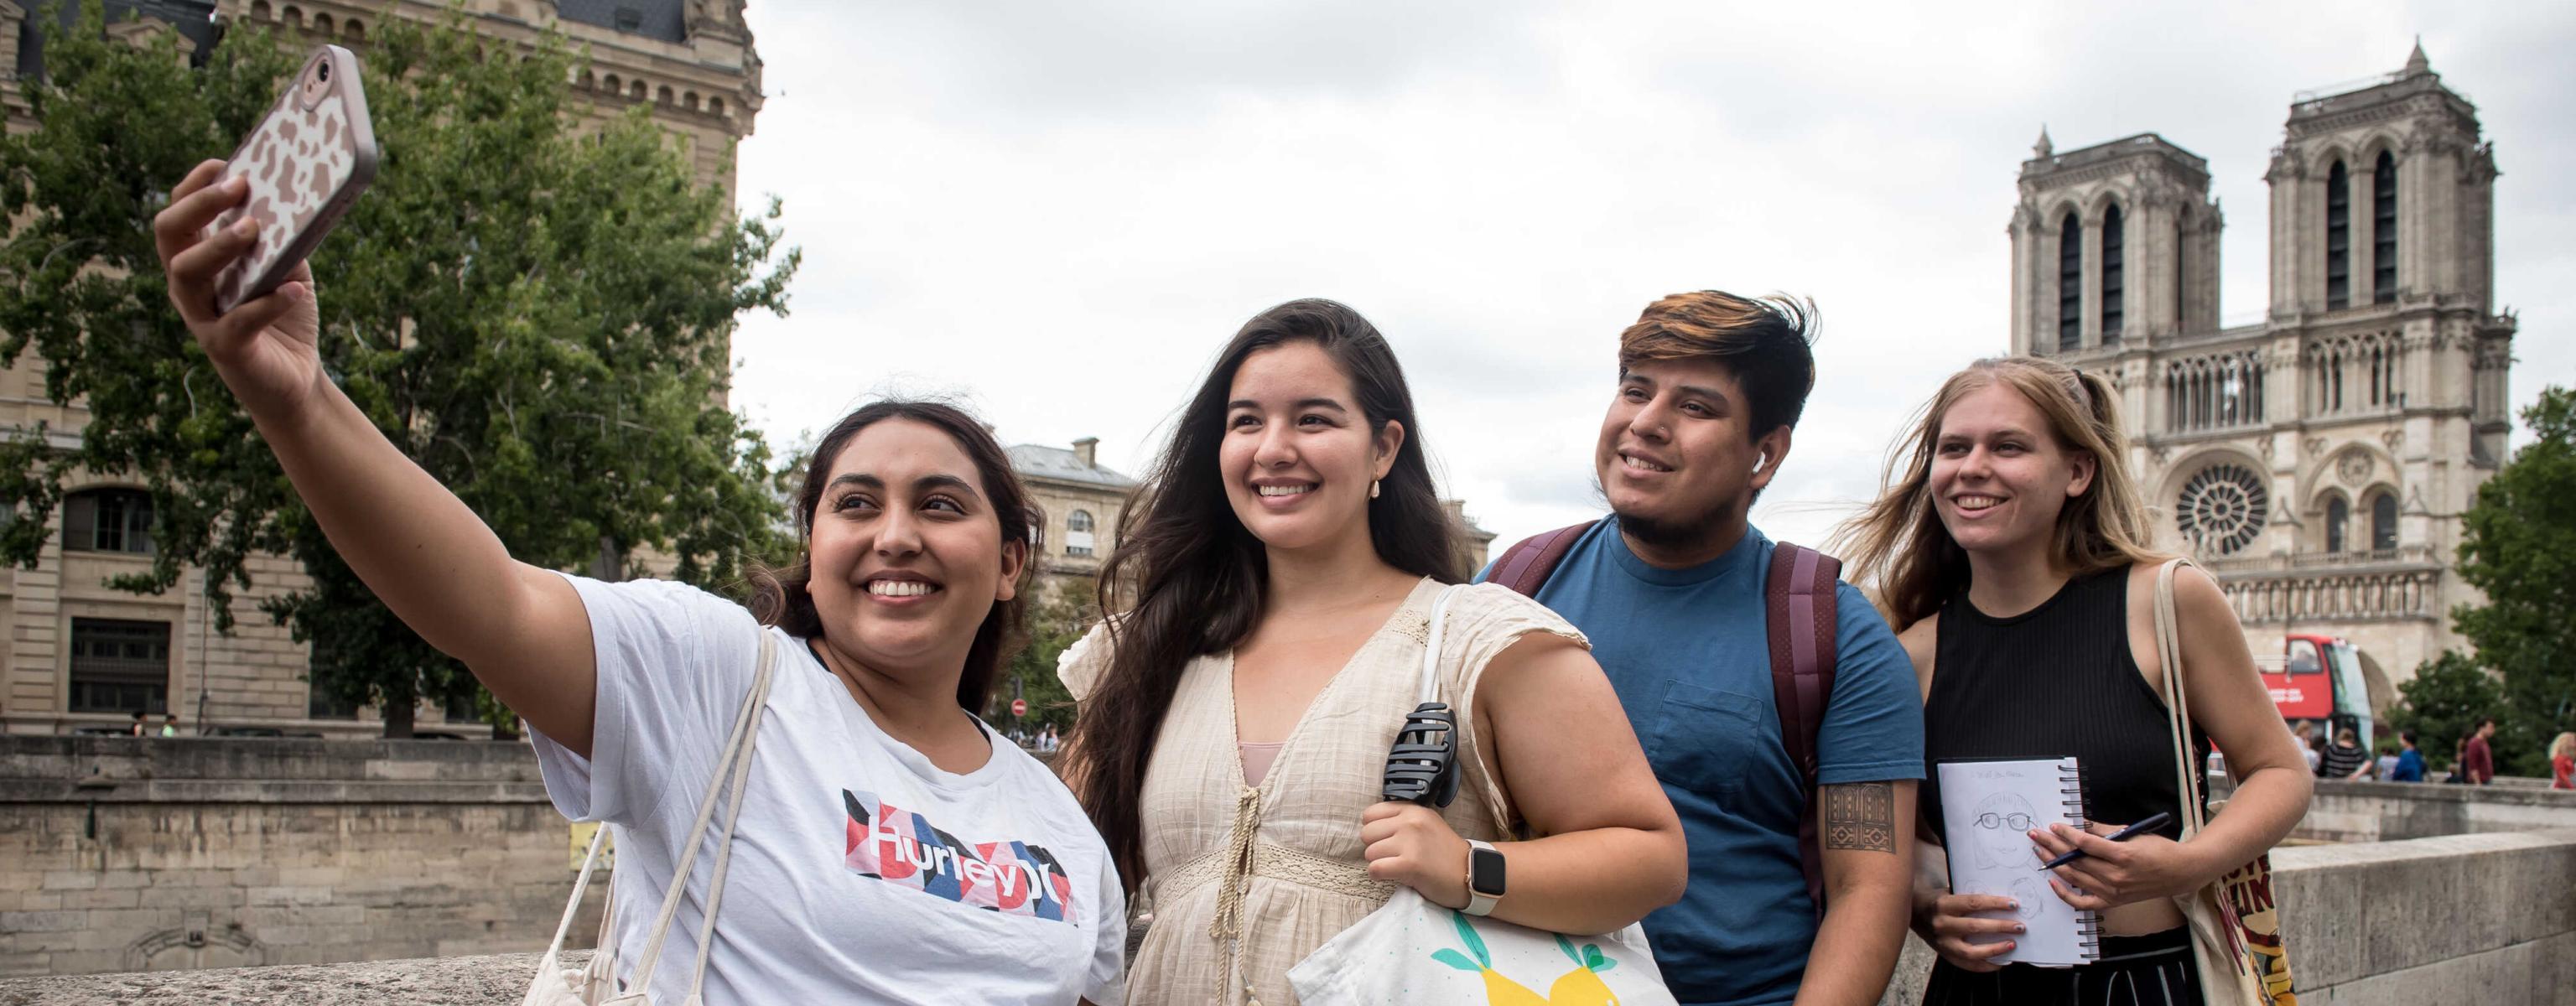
209,44 -> 379,315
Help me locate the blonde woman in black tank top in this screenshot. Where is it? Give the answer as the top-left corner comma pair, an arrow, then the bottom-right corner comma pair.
1832,357 -> 2312,1005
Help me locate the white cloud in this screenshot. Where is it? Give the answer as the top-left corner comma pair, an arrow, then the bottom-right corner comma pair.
728,0 -> 2576,556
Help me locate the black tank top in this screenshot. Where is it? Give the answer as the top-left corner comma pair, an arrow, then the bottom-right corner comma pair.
1921,568 -> 2205,846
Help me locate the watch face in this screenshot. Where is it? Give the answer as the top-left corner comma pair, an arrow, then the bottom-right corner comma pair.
1469,846 -> 1506,895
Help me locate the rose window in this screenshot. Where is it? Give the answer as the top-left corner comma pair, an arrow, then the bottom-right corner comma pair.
2177,463 -> 2268,555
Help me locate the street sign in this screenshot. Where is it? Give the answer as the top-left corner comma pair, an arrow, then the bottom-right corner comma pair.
1010,698 -> 1028,718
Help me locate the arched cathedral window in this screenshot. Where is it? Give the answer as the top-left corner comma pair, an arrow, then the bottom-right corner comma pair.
2326,161 -> 2351,309
2373,152 -> 2397,304
2058,213 -> 2081,351
2100,205 -> 2124,343
2369,492 -> 2397,552
2324,495 -> 2349,552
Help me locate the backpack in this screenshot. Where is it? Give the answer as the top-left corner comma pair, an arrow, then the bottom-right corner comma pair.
1489,521 -> 1842,914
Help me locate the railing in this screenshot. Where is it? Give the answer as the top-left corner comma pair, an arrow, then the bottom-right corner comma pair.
2199,545 -> 2438,573
2220,566 -> 2442,624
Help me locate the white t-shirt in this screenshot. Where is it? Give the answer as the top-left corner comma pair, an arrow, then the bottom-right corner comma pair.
527,574 -> 1125,1004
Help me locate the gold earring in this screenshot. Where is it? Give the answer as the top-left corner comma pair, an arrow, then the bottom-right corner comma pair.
1369,480 -> 1381,500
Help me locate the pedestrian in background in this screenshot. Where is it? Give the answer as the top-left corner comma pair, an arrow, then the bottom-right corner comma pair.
2464,718 -> 2497,786
2318,727 -> 2371,781
2389,731 -> 2425,783
2549,733 -> 2574,790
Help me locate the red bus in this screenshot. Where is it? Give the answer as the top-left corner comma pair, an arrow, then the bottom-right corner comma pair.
2256,633 -> 2376,750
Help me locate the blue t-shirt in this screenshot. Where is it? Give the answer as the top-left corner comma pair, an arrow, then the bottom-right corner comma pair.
1480,519 -> 1924,1006
2392,748 -> 2425,781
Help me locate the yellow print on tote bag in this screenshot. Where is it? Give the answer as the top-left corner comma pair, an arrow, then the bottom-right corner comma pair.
1427,910 -> 1627,1006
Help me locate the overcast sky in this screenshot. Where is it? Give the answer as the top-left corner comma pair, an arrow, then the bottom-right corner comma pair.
724,1 -> 2576,555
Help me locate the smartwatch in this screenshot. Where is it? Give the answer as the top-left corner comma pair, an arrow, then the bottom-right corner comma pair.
1462,839 -> 1506,917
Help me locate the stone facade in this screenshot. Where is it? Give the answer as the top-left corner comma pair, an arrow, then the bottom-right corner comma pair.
0,1 -> 761,738
0,736 -> 603,977
1007,439 -> 1138,603
2009,44 -> 2516,699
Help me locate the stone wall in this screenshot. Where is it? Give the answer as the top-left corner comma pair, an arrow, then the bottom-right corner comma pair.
2293,779 -> 2576,844
10,831 -> 2572,1003
1879,828 -> 2576,1006
0,736 -> 602,978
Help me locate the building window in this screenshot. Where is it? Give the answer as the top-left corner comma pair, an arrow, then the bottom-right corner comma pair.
2369,492 -> 2398,552
2177,463 -> 2269,556
1064,509 -> 1096,557
2373,152 -> 2397,304
62,488 -> 154,555
2325,160 -> 2350,309
2324,495 -> 2349,552
615,6 -> 642,32
2100,204 -> 2124,343
2057,213 -> 2081,351
68,619 -> 171,715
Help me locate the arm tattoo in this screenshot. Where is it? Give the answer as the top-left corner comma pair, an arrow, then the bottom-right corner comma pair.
1822,781 -> 1897,853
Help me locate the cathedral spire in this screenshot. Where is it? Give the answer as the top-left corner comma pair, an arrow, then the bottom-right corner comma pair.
2403,36 -> 2429,76
2033,124 -> 2054,160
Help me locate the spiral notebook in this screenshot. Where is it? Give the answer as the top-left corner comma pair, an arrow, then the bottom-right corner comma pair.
1935,757 -> 2101,967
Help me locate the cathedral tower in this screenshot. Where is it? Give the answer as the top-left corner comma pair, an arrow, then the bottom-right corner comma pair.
2008,44 -> 2517,693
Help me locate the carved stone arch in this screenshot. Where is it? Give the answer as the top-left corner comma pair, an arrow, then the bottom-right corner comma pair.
312,11 -> 332,34
2085,185 -> 2129,222
2354,130 -> 2405,168
684,90 -> 701,111
251,0 -> 272,19
2046,198 -> 2084,233
281,3 -> 302,29
344,16 -> 364,40
602,72 -> 621,95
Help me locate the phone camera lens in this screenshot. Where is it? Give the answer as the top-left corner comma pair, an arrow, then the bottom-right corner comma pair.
316,60 -> 330,82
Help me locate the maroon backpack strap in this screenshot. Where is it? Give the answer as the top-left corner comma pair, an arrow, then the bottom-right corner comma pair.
1488,521 -> 1598,597
1766,542 -> 1841,916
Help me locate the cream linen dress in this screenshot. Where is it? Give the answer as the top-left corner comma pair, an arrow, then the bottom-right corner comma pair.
1059,578 -> 1589,1006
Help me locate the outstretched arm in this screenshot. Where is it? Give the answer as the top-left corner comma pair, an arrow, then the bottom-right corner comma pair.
154,159 -> 600,754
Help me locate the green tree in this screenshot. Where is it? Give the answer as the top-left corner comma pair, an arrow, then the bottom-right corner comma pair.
0,4 -> 800,735
2383,651 -> 2503,776
996,576 -> 1097,736
2451,386 -> 2576,776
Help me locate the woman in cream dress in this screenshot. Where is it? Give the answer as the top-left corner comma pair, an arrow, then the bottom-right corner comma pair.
1059,300 -> 1687,1005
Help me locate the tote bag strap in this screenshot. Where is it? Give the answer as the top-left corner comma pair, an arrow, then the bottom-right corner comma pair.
1412,585 -> 1516,837
534,822 -> 613,972
2152,558 -> 2213,838
626,631 -> 780,996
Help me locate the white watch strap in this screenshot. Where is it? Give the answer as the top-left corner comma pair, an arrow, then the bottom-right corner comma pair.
1463,838 -> 1500,917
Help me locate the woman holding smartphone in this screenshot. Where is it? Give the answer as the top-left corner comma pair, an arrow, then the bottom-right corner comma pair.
153,160 -> 1124,1004
1056,299 -> 1685,1006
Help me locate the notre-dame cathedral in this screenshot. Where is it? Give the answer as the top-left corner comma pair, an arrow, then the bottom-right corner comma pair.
2009,43 -> 2516,702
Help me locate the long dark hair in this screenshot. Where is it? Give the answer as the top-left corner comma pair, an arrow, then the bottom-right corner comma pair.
746,400 -> 1037,713
1062,298 -> 1461,893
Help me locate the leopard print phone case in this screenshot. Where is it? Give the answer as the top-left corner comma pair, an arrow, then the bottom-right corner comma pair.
210,45 -> 378,315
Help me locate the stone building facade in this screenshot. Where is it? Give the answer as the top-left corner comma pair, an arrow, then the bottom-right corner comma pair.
2010,44 -> 2516,701
1007,438 -> 1138,602
0,0 -> 762,737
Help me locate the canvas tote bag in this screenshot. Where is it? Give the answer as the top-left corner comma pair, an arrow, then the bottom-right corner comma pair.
524,632 -> 778,1006
1287,586 -> 1677,1006
2151,560 -> 2299,1006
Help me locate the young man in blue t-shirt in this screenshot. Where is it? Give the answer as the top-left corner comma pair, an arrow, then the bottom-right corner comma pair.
1480,291 -> 1923,1005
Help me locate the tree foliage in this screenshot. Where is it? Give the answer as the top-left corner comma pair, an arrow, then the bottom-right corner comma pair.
2448,385 -> 2576,776
2383,651 -> 2503,775
996,576 -> 1096,736
0,3 -> 800,734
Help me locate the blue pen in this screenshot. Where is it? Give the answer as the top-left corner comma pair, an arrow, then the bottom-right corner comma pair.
2036,812 -> 2174,870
